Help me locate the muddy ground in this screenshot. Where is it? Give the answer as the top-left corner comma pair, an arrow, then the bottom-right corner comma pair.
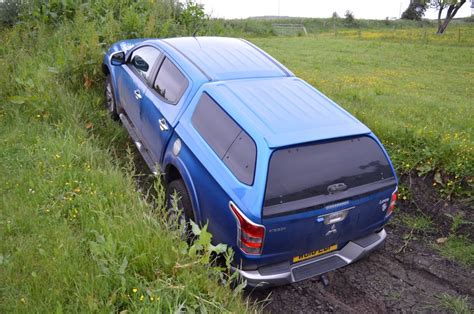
249,223 -> 473,313
128,145 -> 473,313
248,175 -> 474,313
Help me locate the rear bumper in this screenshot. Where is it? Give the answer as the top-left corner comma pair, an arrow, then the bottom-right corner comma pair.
235,228 -> 387,288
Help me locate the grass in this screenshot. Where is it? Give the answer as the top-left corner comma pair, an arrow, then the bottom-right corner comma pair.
252,30 -> 473,265
437,236 -> 474,266
251,35 -> 473,199
439,293 -> 472,314
325,25 -> 474,46
0,15 -> 251,314
214,16 -> 474,39
401,214 -> 433,233
1,2 -> 473,310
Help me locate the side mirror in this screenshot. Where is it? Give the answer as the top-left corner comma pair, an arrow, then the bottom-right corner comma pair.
110,51 -> 125,66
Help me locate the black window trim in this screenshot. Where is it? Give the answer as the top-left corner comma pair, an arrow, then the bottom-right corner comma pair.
126,45 -> 163,87
149,56 -> 190,106
263,178 -> 397,218
192,92 -> 257,186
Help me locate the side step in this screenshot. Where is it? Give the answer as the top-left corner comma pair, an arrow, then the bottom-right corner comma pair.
119,113 -> 159,175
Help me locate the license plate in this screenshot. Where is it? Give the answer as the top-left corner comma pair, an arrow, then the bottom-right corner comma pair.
293,244 -> 338,263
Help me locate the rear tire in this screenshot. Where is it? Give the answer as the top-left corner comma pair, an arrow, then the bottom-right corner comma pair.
105,75 -> 119,121
166,179 -> 195,236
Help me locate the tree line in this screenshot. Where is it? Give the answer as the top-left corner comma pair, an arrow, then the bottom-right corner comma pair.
402,0 -> 471,34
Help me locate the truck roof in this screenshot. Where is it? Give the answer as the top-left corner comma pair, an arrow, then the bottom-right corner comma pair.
128,37 -> 370,147
156,37 -> 369,147
203,77 -> 371,148
162,37 -> 292,81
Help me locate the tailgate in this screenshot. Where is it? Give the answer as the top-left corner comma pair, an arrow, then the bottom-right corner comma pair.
262,185 -> 395,260
261,135 -> 396,261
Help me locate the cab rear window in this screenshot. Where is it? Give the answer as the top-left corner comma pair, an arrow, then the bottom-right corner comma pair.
264,136 -> 395,216
192,93 -> 256,185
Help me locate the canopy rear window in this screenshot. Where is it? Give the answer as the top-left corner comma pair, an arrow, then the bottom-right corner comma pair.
264,136 -> 395,217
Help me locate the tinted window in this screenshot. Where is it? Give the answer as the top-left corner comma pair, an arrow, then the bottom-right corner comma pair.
192,93 -> 256,185
265,137 -> 394,209
129,46 -> 161,82
223,131 -> 256,185
154,58 -> 188,104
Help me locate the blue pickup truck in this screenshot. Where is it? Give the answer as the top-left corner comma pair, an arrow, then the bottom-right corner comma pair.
102,37 -> 398,287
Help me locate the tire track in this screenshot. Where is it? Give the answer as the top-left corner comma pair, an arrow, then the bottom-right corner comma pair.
250,226 -> 473,313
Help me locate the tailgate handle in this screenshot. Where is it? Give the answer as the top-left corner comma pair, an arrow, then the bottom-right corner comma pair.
320,207 -> 353,225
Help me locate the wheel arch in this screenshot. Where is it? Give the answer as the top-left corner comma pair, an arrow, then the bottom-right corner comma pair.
103,64 -> 124,114
164,159 -> 202,224
102,63 -> 110,76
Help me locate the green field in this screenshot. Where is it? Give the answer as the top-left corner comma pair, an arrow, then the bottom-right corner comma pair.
1,1 -> 473,312
252,36 -> 473,198
251,35 -> 473,265
0,10 -> 251,313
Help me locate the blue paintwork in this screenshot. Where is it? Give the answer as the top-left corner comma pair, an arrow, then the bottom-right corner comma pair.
200,77 -> 370,148
103,37 -> 398,273
162,37 -> 293,80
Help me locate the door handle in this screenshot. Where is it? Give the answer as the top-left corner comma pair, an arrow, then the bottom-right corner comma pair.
159,118 -> 169,131
134,89 -> 142,100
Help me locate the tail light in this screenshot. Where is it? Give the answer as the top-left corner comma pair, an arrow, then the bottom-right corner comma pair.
386,187 -> 397,218
229,201 -> 265,255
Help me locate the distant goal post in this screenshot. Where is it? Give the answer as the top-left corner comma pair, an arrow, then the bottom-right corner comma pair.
272,23 -> 308,36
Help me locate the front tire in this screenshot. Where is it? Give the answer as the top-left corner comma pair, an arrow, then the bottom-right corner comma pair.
105,75 -> 119,121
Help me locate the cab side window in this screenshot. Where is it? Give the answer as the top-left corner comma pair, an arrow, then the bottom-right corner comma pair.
192,93 -> 256,185
129,46 -> 161,83
153,58 -> 188,105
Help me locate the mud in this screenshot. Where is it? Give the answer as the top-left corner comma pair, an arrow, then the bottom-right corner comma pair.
248,174 -> 474,313
127,144 -> 473,313
402,173 -> 474,241
249,222 -> 473,313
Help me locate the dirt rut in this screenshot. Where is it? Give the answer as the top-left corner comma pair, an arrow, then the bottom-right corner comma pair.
250,224 -> 473,313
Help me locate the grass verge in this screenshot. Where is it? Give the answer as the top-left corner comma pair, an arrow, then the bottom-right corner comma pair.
437,236 -> 474,266
0,16 -> 250,314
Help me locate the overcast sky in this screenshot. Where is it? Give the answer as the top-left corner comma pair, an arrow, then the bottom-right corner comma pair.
197,0 -> 473,20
